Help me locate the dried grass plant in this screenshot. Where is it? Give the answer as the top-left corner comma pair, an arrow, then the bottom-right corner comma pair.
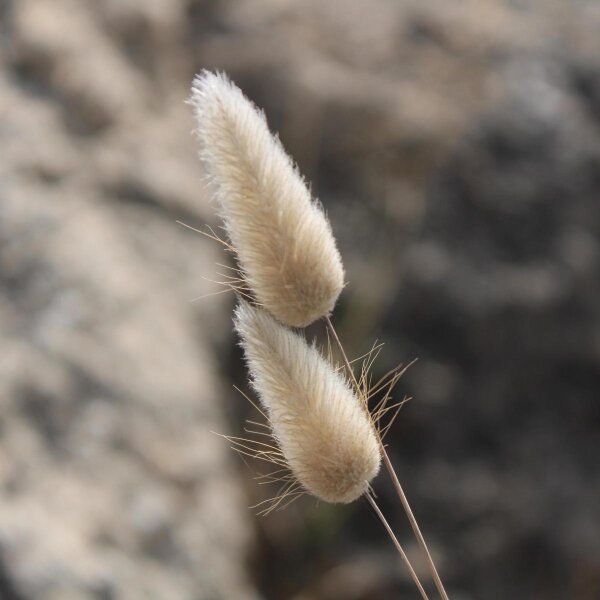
189,70 -> 450,600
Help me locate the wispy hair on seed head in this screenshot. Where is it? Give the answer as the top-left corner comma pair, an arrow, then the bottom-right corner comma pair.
189,71 -> 345,327
216,385 -> 304,516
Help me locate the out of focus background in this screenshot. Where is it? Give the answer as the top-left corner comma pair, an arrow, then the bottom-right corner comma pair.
1,0 -> 600,598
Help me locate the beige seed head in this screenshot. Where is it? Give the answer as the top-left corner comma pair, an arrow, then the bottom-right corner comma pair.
234,302 -> 381,504
190,71 -> 345,328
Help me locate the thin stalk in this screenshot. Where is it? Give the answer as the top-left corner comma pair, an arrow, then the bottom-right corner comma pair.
325,316 -> 362,397
380,447 -> 449,600
325,316 -> 450,600
365,493 -> 430,600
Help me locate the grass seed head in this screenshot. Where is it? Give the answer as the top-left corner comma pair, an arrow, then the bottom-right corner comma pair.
234,302 -> 381,504
190,71 -> 345,327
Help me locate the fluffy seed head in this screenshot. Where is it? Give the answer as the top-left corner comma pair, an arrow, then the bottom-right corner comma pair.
234,302 -> 381,504
190,71 -> 345,327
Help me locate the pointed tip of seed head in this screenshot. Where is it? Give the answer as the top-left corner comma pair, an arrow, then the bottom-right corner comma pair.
190,70 -> 234,103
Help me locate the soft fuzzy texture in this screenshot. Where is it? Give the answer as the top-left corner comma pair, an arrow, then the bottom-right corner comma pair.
190,71 -> 345,328
234,302 -> 381,504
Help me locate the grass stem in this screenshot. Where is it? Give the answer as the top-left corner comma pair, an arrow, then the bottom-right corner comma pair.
365,493 -> 430,600
325,316 -> 450,600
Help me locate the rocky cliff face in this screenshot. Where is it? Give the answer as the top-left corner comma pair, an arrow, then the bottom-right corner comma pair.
1,1 -> 256,598
1,0 -> 599,599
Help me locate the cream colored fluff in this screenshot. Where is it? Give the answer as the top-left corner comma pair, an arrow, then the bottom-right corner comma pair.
234,302 -> 380,504
190,71 -> 345,327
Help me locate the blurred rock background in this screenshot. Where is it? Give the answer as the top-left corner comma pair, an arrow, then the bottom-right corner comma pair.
1,0 -> 599,599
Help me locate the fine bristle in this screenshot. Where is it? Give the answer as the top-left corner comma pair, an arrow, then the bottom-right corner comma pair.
234,302 -> 381,504
190,71 -> 345,328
